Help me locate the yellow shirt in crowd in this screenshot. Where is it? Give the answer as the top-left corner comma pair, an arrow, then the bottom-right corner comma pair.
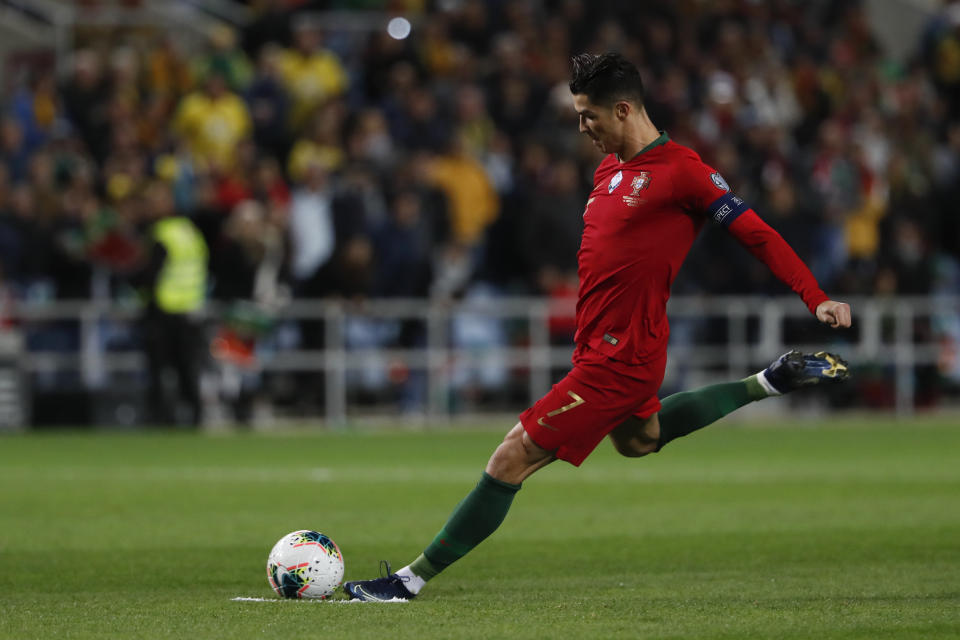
287,139 -> 346,181
277,49 -> 348,130
173,91 -> 252,170
428,153 -> 499,247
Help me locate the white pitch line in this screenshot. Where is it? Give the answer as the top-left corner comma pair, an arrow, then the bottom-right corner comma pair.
231,596 -> 408,604
232,597 -> 282,602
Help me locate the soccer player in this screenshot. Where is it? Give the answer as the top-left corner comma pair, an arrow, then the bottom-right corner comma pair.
344,52 -> 852,601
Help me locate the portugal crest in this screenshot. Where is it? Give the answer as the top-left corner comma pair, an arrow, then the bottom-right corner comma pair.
622,171 -> 652,207
630,172 -> 651,194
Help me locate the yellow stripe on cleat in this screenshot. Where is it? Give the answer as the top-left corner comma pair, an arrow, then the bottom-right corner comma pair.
815,352 -> 849,378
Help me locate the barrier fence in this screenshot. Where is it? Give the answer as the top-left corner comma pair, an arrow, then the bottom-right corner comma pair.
2,294 -> 958,428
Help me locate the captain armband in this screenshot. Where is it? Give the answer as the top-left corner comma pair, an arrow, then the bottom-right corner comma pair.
706,193 -> 750,228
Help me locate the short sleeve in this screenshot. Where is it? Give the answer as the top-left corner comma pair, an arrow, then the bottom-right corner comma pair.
674,154 -> 750,228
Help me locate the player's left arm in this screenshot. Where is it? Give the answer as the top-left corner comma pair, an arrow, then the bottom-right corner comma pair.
719,203 -> 851,329
813,298 -> 851,329
677,155 -> 851,329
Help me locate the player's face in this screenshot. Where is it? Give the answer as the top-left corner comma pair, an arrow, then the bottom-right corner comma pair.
573,93 -> 624,155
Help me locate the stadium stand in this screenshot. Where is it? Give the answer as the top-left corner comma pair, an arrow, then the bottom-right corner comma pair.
0,0 -> 958,426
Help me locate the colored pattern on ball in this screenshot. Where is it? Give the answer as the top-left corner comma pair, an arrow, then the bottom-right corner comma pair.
266,530 -> 344,599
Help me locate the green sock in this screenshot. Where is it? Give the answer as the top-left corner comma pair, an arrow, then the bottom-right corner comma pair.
656,375 -> 769,451
408,472 -> 521,581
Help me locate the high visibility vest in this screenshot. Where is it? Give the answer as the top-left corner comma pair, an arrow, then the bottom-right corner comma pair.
151,217 -> 208,313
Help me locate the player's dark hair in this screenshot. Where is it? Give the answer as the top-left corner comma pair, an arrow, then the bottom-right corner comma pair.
569,52 -> 645,107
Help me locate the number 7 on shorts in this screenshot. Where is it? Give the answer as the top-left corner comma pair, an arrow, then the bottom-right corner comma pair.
537,391 -> 586,431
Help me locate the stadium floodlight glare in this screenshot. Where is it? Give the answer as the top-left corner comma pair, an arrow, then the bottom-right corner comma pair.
387,17 -> 412,40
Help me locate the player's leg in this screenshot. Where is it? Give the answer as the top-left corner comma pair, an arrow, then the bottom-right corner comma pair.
343,355 -> 659,601
485,422 -> 558,484
608,350 -> 850,456
399,425 -> 554,585
343,423 -> 554,601
609,377 -> 757,456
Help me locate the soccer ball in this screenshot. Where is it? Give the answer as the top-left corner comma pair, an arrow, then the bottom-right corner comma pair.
266,530 -> 344,599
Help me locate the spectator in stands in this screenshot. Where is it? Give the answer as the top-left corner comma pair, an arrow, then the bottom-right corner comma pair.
0,185 -> 46,292
213,199 -> 287,306
389,84 -> 448,152
372,190 -> 433,299
923,1 -> 960,118
144,35 -> 193,101
211,199 -> 287,422
345,108 -> 395,171
243,0 -> 292,59
287,161 -> 336,298
426,133 -> 499,256
880,218 -> 935,294
0,169 -> 20,288
192,25 -> 253,93
361,25 -> 421,105
0,264 -> 13,330
288,99 -> 348,180
173,71 -> 252,171
214,138 -> 258,212
277,17 -> 349,132
26,150 -> 59,225
245,44 -> 290,162
1,117 -> 31,184
58,51 -> 105,135
520,157 -> 583,293
453,84 -> 496,160
9,72 -> 59,154
251,155 -> 290,213
418,15 -> 459,79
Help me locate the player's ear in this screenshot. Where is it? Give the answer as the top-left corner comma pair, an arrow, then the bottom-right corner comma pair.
614,101 -> 631,120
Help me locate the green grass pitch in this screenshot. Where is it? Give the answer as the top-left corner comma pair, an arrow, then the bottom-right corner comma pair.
1,417 -> 958,639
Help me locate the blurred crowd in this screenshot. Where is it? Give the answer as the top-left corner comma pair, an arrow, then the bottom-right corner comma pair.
2,0 -> 960,414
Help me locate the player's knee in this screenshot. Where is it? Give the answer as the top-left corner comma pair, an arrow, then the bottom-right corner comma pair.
519,429 -> 549,459
486,424 -> 550,483
486,428 -> 526,474
612,437 -> 657,458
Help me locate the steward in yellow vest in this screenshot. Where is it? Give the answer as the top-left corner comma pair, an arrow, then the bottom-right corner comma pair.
151,217 -> 208,314
136,182 -> 209,427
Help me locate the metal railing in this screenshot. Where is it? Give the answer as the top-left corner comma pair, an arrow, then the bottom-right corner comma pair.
0,0 -> 239,76
6,295 -> 959,425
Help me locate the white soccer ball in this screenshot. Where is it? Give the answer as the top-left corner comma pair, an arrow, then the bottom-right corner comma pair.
266,530 -> 344,599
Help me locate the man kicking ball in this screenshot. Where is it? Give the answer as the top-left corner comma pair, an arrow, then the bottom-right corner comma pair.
344,52 -> 851,601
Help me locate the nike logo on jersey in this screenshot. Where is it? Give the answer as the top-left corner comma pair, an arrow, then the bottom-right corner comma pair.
583,197 -> 595,218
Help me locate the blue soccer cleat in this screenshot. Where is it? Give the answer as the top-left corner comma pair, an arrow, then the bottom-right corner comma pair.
343,561 -> 416,602
759,349 -> 849,395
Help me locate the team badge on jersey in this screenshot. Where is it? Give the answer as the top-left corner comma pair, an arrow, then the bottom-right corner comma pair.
622,171 -> 652,207
631,172 -> 651,192
710,172 -> 730,192
608,170 -> 623,193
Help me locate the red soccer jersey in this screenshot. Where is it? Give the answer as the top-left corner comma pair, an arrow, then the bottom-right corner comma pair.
575,133 -> 827,368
